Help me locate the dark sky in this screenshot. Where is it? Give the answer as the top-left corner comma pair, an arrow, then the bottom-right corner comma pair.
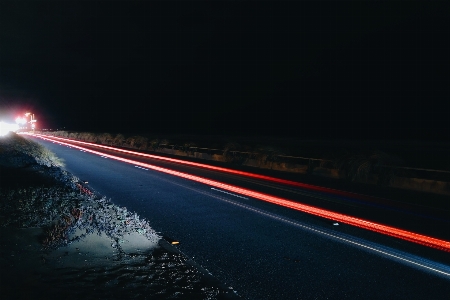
1,1 -> 449,140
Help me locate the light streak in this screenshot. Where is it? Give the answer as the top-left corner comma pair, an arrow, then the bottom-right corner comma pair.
28,133 -> 450,252
28,134 -> 373,200
151,178 -> 450,278
205,189 -> 450,278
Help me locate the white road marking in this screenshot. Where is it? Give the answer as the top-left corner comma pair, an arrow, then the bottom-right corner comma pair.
207,190 -> 450,278
211,188 -> 248,200
134,165 -> 149,170
160,179 -> 450,279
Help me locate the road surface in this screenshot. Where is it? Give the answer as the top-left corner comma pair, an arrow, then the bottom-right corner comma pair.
28,135 -> 450,300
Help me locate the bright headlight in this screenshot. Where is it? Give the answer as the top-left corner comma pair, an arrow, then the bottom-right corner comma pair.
0,121 -> 19,136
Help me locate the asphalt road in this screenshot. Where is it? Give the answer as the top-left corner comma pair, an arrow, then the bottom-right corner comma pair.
29,135 -> 450,300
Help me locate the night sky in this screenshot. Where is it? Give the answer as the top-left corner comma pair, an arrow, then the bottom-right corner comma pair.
1,1 -> 449,140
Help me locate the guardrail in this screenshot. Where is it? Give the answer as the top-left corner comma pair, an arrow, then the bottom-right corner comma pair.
163,145 -> 450,182
380,165 -> 450,174
37,131 -> 450,194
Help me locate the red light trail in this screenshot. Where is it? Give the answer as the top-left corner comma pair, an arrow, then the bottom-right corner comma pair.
29,133 -> 450,252
29,135 -> 376,200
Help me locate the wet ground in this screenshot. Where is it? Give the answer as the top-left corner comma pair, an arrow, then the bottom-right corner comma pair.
0,228 -> 235,300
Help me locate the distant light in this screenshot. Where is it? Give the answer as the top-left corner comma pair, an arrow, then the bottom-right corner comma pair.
0,121 -> 19,136
15,117 -> 26,124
